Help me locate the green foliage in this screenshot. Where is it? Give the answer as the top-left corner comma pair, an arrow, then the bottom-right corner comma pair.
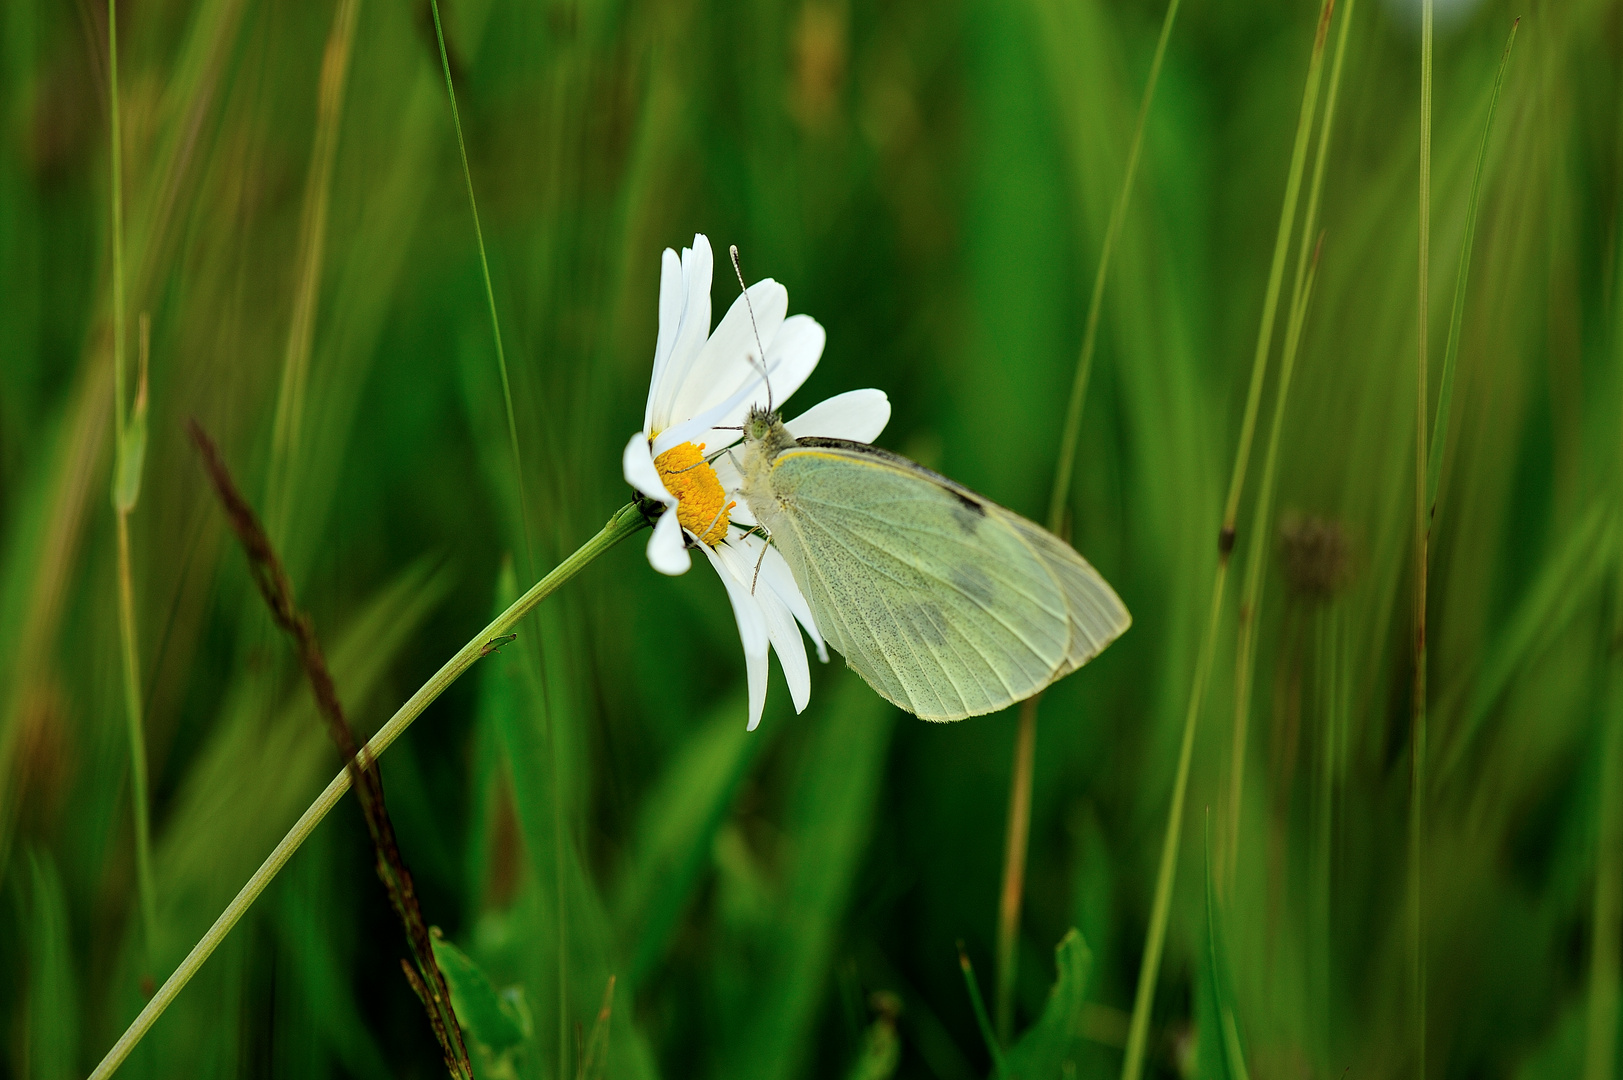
3,0 -> 1622,1076
1003,930 -> 1094,1080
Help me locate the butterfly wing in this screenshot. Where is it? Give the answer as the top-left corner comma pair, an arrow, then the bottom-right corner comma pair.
755,441 -> 1118,721
993,507 -> 1132,677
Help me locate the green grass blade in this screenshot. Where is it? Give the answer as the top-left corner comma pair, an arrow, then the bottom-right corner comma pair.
957,943 -> 1006,1078
24,849 -> 79,1080
1410,1 -> 1435,1074
1119,4 -> 1336,1077
424,0 -> 533,576
712,675 -> 895,1080
1002,929 -> 1093,1078
994,0 -> 1182,1040
1044,0 -> 1181,533
1425,19 -> 1520,523
612,693 -> 767,986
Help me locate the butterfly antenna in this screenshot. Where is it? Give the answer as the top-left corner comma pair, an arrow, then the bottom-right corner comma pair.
730,244 -> 773,415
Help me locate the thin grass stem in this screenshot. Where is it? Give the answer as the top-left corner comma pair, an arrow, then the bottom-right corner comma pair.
1410,1 -> 1435,1075
958,943 -> 1006,1079
423,0 -> 532,577
115,511 -> 155,954
1584,192 -> 1623,1080
85,503 -> 647,1080
267,0 -> 361,533
1226,230 -> 1326,894
419,10 -> 560,1069
993,0 -> 1182,1041
107,0 -> 125,435
1228,0 -> 1353,888
106,0 -> 157,960
1585,634 -> 1622,1080
1425,19 -> 1519,523
1118,4 -> 1336,1077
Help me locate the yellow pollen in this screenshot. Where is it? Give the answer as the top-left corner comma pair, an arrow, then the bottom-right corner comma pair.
654,441 -> 734,546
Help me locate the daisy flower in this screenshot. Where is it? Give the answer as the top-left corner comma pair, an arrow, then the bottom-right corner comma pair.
622,234 -> 891,730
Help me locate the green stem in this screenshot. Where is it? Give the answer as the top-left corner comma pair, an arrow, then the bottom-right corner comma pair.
1044,0 -> 1182,534
106,0 -> 156,960
108,0 -> 125,437
958,944 -> 1007,1079
1425,19 -> 1519,522
1226,0 -> 1354,889
1118,4 -> 1336,1077
423,0 -> 532,577
993,0 -> 1182,1042
86,504 -> 646,1080
116,514 -> 156,957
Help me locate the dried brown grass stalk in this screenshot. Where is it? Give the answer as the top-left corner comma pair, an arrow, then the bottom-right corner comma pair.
188,419 -> 475,1080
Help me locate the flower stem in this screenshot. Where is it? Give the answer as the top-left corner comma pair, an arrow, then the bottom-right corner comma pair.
86,502 -> 647,1080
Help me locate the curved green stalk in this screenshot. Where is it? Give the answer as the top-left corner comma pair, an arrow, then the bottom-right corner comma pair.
85,504 -> 646,1080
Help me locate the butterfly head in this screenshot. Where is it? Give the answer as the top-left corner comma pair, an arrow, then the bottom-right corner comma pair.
744,404 -> 796,459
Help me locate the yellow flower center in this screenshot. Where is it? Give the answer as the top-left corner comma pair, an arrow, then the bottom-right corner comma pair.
654,441 -> 734,546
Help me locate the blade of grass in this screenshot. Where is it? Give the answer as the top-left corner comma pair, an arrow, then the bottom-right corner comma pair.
1425,19 -> 1520,524
420,6 -> 556,1068
86,502 -> 646,1080
424,0 -> 531,577
106,0 -> 158,962
1585,181 -> 1623,1080
1226,0 -> 1355,889
1410,0 -> 1434,1074
1119,4 -> 1336,1077
1586,596 -> 1623,1080
266,0 -> 362,537
115,316 -> 156,959
959,943 -> 1007,1079
994,0 -> 1182,1040
1226,230 -> 1326,894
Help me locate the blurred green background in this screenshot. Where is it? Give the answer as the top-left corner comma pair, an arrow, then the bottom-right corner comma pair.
2,0 -> 1622,1075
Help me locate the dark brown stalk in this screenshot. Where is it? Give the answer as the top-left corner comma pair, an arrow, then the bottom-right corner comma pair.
188,419 -> 475,1080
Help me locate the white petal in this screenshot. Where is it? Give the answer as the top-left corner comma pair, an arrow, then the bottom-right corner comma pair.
671,314 -> 828,452
646,512 -> 691,575
622,432 -> 676,506
715,537 -> 812,713
785,389 -> 891,444
700,543 -> 770,729
649,236 -> 714,435
667,279 -> 788,426
752,540 -> 828,664
697,314 -> 824,440
645,247 -> 686,431
651,373 -> 767,456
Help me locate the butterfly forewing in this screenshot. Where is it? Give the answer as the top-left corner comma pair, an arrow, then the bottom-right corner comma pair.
757,444 -> 1073,721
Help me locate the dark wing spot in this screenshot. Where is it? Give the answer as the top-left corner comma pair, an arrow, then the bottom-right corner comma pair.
950,492 -> 986,535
